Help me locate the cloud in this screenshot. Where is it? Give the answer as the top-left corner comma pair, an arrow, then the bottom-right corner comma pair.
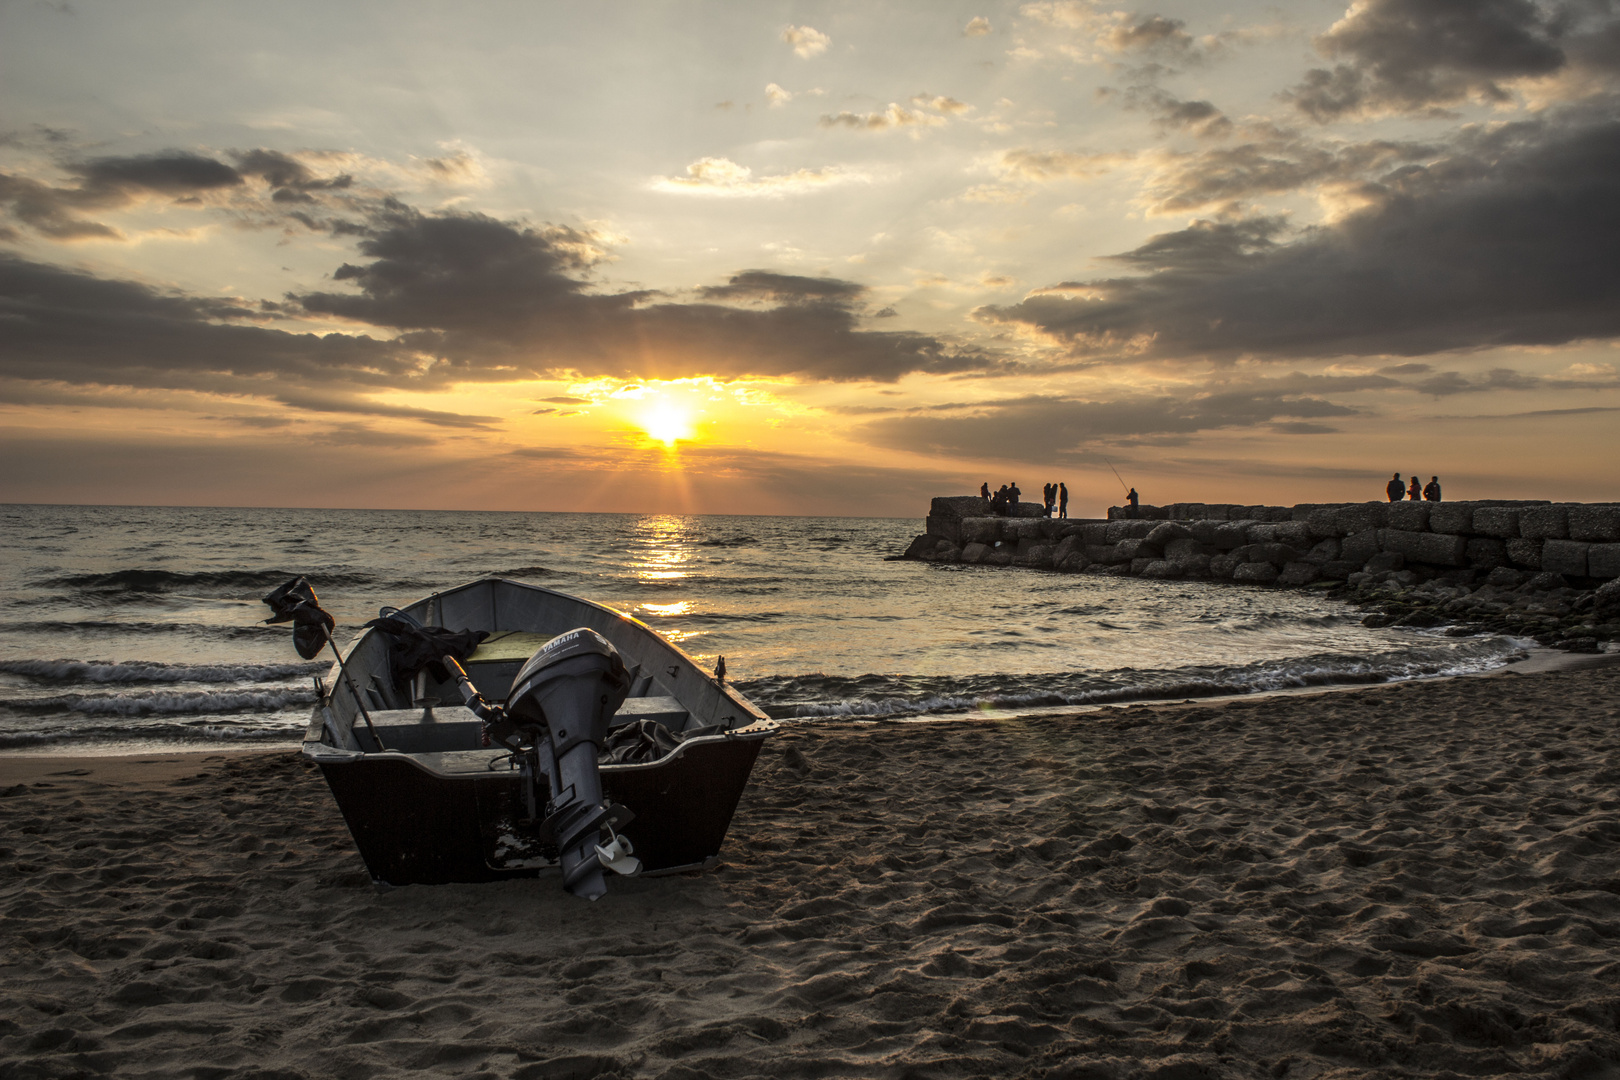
650,156 -> 869,195
0,151 -> 248,240
765,83 -> 794,107
977,105 -> 1620,362
1125,88 -> 1233,138
783,25 -> 830,58
965,16 -> 993,36
992,148 -> 1128,180
1138,130 -> 1439,214
912,94 -> 972,115
289,204 -> 996,383
1284,0 -> 1610,121
857,388 -> 1360,462
819,104 -> 949,131
0,148 -> 367,240
697,271 -> 865,304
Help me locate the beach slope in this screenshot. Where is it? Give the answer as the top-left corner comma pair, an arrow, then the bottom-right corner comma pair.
3,665 -> 1619,1078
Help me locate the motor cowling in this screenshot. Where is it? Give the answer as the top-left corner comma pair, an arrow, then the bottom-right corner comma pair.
505,628 -> 634,900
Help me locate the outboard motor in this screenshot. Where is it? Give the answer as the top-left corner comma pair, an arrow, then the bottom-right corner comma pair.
445,628 -> 637,900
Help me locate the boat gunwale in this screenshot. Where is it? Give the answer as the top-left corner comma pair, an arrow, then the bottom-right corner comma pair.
304,575 -> 775,750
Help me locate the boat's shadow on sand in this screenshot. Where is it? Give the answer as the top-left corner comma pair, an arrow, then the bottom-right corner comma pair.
5,664 -> 1620,1079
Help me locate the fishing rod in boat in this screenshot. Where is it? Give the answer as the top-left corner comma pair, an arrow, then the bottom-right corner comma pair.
262,576 -> 384,751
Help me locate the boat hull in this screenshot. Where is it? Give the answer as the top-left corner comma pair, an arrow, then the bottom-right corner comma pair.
316,734 -> 767,886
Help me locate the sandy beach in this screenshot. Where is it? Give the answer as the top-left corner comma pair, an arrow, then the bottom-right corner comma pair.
4,663 -> 1620,1079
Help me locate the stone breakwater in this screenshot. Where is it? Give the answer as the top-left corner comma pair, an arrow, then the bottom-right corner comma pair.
901,496 -> 1620,648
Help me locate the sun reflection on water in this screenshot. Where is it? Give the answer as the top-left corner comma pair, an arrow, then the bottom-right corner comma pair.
641,601 -> 693,617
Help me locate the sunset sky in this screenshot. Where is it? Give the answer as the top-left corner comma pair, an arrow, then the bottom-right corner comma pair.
2,0 -> 1617,516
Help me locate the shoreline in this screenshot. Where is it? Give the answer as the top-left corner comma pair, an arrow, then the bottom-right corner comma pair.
5,646 -> 1616,770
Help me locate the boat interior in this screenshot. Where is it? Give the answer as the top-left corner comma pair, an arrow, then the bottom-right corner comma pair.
311,578 -> 770,760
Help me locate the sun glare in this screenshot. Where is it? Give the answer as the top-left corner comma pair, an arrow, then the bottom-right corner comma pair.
640,402 -> 694,447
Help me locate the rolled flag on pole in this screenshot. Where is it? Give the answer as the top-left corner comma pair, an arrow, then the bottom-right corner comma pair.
263,576 -> 336,660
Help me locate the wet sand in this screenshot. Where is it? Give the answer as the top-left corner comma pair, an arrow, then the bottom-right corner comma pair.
4,663 -> 1620,1079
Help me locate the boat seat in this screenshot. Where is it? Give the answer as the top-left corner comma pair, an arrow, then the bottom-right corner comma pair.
611,696 -> 689,729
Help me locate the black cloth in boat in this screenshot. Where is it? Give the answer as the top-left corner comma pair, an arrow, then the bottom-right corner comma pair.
363,614 -> 489,686
601,719 -> 729,764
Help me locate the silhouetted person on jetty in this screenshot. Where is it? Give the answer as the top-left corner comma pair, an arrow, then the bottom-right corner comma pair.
1009,482 -> 1021,507
980,482 -> 990,502
1058,483 -> 1068,519
1042,483 -> 1055,516
1386,473 -> 1404,502
991,486 -> 1010,515
1126,487 -> 1139,517
1424,477 -> 1442,502
1407,476 -> 1422,501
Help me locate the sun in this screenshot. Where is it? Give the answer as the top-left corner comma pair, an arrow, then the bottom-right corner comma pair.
639,401 -> 695,447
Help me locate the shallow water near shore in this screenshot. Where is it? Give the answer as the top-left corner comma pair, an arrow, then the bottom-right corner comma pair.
0,503 -> 1531,752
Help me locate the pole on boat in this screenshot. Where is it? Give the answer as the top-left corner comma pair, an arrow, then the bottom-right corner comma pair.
262,576 -> 384,751
322,628 -> 385,752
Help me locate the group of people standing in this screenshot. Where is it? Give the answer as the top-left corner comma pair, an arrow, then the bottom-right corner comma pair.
1387,473 -> 1442,502
980,481 -> 1069,518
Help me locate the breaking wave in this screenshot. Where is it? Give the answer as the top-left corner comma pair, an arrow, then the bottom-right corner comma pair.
0,658 -> 324,685
3,687 -> 314,718
736,637 -> 1529,721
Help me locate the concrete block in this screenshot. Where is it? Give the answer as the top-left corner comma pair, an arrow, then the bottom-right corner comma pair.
1464,537 -> 1509,571
1007,518 -> 1046,540
960,542 -> 989,564
1277,562 -> 1320,586
1233,561 -> 1280,583
1079,522 -> 1112,545
1114,538 -> 1159,561
1303,539 -> 1340,565
1085,544 -> 1119,563
930,495 -> 990,521
1208,553 -> 1239,578
1172,553 -> 1212,577
1569,505 -> 1620,542
1274,521 -> 1313,547
1130,557 -> 1158,575
1387,502 -> 1431,531
958,517 -> 1000,546
1427,503 -> 1474,534
1506,538 -> 1542,569
1541,539 -> 1589,577
1246,523 -> 1279,543
1248,542 -> 1300,564
923,516 -> 960,543
1519,505 -> 1569,540
1589,544 -> 1620,579
1105,519 -> 1158,543
1013,543 -> 1054,568
1146,521 -> 1193,547
1163,538 -> 1203,559
1307,503 -> 1389,538
1257,506 -> 1295,522
1379,529 -> 1467,566
1340,529 -> 1380,565
1319,560 -> 1360,579
1141,559 -> 1183,578
1470,507 -> 1520,538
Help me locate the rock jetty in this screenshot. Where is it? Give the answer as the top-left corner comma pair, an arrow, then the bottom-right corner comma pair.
901,496 -> 1620,648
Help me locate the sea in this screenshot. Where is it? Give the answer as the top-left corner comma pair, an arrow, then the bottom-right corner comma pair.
0,503 -> 1532,755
